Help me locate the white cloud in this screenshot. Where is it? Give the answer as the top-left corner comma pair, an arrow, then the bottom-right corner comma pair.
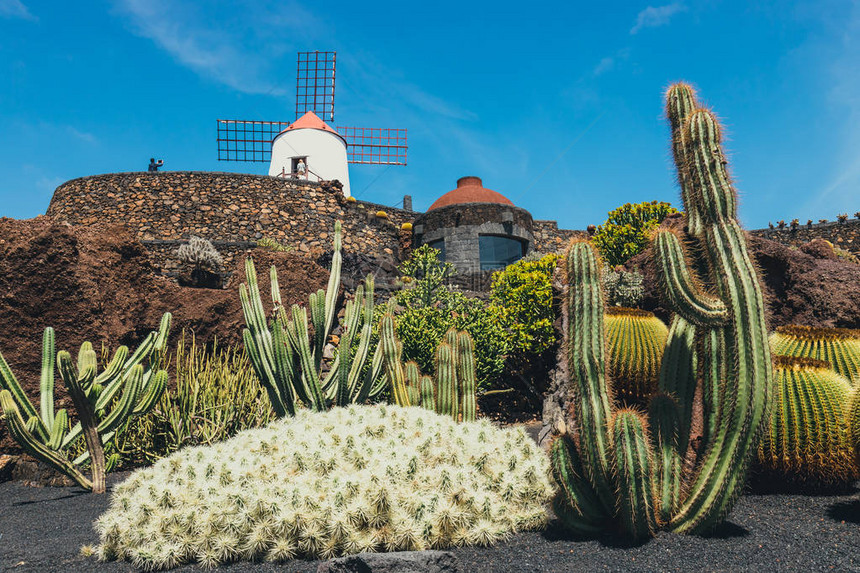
66,126 -> 97,144
0,0 -> 36,20
630,3 -> 686,34
593,56 -> 615,76
111,0 -> 315,95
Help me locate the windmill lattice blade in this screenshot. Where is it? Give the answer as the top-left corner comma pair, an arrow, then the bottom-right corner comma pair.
216,120 -> 290,162
337,127 -> 408,165
296,51 -> 336,123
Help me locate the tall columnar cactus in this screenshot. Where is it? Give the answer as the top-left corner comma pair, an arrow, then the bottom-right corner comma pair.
604,308 -> 669,404
551,83 -> 772,538
758,356 -> 855,483
240,221 -> 386,416
0,313 -> 171,493
380,315 -> 477,422
770,325 -> 860,384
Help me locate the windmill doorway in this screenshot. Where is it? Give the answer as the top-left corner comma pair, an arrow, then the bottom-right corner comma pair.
291,157 -> 308,179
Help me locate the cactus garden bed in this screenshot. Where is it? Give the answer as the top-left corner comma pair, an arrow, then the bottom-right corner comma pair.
1,465 -> 858,571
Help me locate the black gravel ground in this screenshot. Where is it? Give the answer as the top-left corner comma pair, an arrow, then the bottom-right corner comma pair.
1,474 -> 858,573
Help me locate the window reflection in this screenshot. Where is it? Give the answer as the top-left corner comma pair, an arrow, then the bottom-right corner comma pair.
479,235 -> 526,270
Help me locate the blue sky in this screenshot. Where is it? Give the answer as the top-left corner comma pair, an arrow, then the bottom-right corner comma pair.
1,0 -> 858,230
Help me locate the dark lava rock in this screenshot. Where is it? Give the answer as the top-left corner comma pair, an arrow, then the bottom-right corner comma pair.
317,551 -> 460,573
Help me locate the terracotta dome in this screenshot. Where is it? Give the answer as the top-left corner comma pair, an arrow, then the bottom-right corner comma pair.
427,176 -> 514,211
281,111 -> 345,142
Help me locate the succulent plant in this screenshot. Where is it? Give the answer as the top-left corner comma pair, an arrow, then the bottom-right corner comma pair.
790,218 -> 799,230
376,211 -> 388,219
91,405 -> 553,569
176,236 -> 223,271
604,307 -> 669,405
380,315 -> 477,422
240,221 -> 386,417
838,213 -> 848,223
849,390 -> 860,461
0,314 -> 171,493
551,83 -> 771,538
777,220 -> 785,229
770,325 -> 860,384
758,356 -> 856,483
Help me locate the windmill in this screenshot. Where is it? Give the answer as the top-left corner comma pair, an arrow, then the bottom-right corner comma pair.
216,51 -> 407,197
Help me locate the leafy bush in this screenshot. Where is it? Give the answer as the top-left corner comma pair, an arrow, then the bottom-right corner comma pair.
592,201 -> 678,266
380,246 -> 507,392
489,253 -> 559,358
91,405 -> 553,569
255,237 -> 293,252
115,334 -> 275,467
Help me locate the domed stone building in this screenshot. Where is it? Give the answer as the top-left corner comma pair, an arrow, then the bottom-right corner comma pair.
412,176 -> 534,274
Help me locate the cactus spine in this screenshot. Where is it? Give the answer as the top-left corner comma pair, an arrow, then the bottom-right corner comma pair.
380,316 -> 477,422
551,83 -> 772,538
240,221 -> 386,416
605,308 -> 669,404
0,313 -> 171,493
770,326 -> 860,384
758,356 -> 855,483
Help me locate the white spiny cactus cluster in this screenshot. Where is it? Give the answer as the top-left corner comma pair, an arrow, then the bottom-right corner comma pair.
176,236 -> 223,270
93,405 -> 554,570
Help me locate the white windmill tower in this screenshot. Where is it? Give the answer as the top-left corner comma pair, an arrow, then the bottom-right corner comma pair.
216,51 -> 407,197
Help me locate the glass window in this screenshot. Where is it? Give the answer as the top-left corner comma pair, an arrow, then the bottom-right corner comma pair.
479,235 -> 526,270
426,238 -> 446,261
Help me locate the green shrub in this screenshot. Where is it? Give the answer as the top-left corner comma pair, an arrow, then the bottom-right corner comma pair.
396,244 -> 456,308
601,266 -> 645,308
114,334 -> 275,467
489,253 -> 559,359
91,405 -> 553,569
592,201 -> 678,266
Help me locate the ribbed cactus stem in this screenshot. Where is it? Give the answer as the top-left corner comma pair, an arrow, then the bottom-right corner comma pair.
40,327 -> 56,431
612,410 -> 658,539
648,393 -> 682,522
666,83 -> 703,238
550,435 -> 608,534
457,332 -> 477,422
565,241 -> 615,510
380,315 -> 410,407
419,375 -> 435,410
665,107 -> 772,534
435,342 -> 457,420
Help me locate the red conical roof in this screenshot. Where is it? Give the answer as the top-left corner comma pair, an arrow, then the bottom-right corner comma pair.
428,176 -> 514,211
283,111 -> 345,142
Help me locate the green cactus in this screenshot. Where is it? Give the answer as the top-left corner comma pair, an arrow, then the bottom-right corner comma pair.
551,83 -> 772,538
0,313 -> 171,493
380,316 -> 477,422
758,355 -> 855,484
605,308 -> 669,404
240,221 -> 386,416
770,325 -> 860,384
849,389 -> 860,462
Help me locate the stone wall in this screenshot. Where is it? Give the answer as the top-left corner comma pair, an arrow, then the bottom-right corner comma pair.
47,172 -> 413,274
532,220 -> 586,254
749,218 -> 860,255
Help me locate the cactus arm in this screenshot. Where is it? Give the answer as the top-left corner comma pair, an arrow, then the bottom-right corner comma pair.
564,241 -> 616,510
367,340 -> 388,400
132,369 -> 167,416
419,375 -> 435,410
457,332 -> 477,422
0,390 -> 93,491
613,410 -> 659,539
270,320 -> 296,415
309,290 -> 327,372
550,435 -> 608,534
93,346 -> 129,393
243,328 -> 286,417
647,394 -> 681,524
324,220 -> 343,338
380,315 -> 411,407
40,327 -> 56,430
656,316 -> 697,471
96,365 -> 142,436
48,408 -> 69,450
666,83 -> 703,238
58,350 -> 106,494
287,306 -> 325,410
335,314 -> 357,408
435,343 -> 457,420
0,351 -> 46,439
349,323 -> 375,403
668,109 -> 772,534
653,231 -> 728,326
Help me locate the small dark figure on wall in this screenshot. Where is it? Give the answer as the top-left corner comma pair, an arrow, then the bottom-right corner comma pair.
148,158 -> 164,172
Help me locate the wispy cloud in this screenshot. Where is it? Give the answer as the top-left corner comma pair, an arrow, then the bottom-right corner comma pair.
0,0 -> 36,21
66,126 -> 97,144
111,0 -> 315,95
630,3 -> 686,34
593,48 -> 631,76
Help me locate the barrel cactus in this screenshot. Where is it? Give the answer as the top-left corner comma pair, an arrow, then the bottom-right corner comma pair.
770,325 -> 860,384
850,390 -> 860,461
90,405 -> 553,570
551,83 -> 772,538
380,315 -> 477,422
604,307 -> 668,404
758,356 -> 855,484
0,314 -> 171,493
